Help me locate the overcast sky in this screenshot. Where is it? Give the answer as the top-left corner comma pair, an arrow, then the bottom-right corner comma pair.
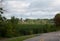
2,0 -> 60,19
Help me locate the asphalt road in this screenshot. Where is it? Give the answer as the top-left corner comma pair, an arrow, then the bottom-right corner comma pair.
24,31 -> 60,41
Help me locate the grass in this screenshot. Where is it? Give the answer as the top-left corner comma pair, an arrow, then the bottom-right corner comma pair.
4,35 -> 35,41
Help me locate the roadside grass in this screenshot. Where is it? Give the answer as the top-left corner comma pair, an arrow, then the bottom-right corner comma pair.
4,35 -> 36,41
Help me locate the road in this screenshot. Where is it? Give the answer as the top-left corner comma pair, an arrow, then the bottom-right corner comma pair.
24,31 -> 60,41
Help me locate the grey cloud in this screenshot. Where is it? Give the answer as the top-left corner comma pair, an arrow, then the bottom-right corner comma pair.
3,0 -> 60,19
28,0 -> 60,12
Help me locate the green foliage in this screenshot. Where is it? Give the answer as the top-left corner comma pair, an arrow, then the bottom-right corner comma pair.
0,8 -> 3,14
0,15 -> 58,38
17,24 -> 57,35
54,13 -> 60,26
5,35 -> 35,41
10,16 -> 19,24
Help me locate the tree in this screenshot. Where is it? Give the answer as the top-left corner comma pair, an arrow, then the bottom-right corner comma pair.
0,0 -> 4,21
10,16 -> 19,24
54,13 -> 60,26
0,0 -> 4,14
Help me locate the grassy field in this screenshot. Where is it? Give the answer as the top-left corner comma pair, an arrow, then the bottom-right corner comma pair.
2,35 -> 36,41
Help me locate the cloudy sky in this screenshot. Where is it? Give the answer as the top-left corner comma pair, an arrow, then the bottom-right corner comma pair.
2,0 -> 60,19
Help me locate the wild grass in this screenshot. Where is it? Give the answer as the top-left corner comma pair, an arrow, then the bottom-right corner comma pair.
5,35 -> 35,41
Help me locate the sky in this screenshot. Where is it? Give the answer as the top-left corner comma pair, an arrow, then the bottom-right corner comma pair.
2,0 -> 60,19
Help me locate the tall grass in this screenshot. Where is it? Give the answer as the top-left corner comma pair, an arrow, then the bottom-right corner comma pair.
2,35 -> 35,41
16,24 -> 57,36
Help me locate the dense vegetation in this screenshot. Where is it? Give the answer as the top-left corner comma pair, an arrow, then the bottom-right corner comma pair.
54,13 -> 60,26
0,13 -> 58,38
3,35 -> 35,41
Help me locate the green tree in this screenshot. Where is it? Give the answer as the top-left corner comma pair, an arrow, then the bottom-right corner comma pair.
10,16 -> 19,24
54,13 -> 60,26
0,0 -> 5,37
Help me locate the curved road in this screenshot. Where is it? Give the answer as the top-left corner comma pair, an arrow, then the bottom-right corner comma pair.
24,31 -> 60,41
